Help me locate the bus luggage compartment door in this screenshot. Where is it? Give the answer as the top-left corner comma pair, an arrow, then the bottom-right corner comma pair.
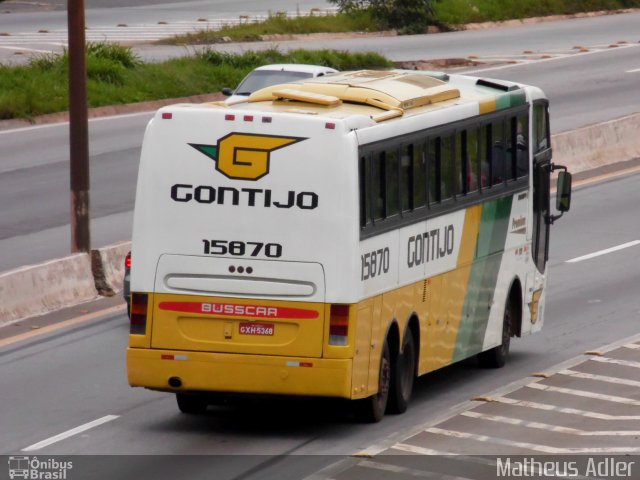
150,255 -> 326,358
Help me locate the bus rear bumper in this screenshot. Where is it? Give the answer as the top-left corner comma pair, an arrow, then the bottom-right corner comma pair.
127,348 -> 353,399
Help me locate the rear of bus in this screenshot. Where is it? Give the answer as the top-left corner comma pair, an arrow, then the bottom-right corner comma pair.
126,102 -> 362,405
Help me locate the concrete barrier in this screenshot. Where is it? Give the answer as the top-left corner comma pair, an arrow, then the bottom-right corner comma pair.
92,241 -> 131,295
0,253 -> 98,326
552,112 -> 640,173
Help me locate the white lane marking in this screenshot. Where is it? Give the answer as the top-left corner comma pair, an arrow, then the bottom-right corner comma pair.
527,382 -> 640,405
559,368 -> 640,387
591,355 -> 640,369
391,443 -> 454,455
488,395 -> 640,420
626,68 -> 640,73
0,111 -> 154,135
624,343 -> 640,350
22,415 -> 119,451
425,427 -> 640,454
462,410 -> 640,436
565,240 -> 640,263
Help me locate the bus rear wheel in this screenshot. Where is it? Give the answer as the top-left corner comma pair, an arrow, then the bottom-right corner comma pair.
478,296 -> 513,368
176,393 -> 208,414
388,329 -> 415,414
355,340 -> 391,423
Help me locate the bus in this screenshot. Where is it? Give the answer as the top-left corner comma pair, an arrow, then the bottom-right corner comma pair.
127,70 -> 571,422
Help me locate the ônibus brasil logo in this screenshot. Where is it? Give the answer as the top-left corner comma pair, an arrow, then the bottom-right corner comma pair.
189,133 -> 306,181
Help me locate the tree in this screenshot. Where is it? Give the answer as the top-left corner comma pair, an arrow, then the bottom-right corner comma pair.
329,0 -> 437,33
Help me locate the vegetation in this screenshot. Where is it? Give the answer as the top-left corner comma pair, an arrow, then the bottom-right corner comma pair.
0,44 -> 391,120
433,0 -> 640,25
329,0 -> 437,34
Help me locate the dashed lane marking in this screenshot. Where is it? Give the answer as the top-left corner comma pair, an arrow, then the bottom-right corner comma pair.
526,382 -> 640,405
22,415 -> 119,451
461,410 -> 640,436
566,240 -> 640,263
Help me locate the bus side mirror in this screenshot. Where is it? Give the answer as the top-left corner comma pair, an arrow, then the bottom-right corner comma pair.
556,170 -> 572,213
548,165 -> 572,224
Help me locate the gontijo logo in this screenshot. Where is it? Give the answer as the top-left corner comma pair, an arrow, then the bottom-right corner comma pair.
189,133 -> 306,181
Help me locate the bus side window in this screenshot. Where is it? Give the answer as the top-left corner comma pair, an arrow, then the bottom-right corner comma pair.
455,131 -> 465,196
428,138 -> 439,204
386,148 -> 400,217
467,128 -> 479,193
506,116 -> 517,180
479,124 -> 490,188
371,151 -> 385,221
517,114 -> 529,178
359,155 -> 368,228
413,142 -> 426,209
440,134 -> 453,200
534,104 -> 549,153
400,145 -> 412,212
491,120 -> 505,186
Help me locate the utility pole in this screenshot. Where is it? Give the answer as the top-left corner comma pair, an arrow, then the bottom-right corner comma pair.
67,0 -> 90,253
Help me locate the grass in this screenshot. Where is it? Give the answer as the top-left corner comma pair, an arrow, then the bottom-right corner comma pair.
0,45 -> 392,120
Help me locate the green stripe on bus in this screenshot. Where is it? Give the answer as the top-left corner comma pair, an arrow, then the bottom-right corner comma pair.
496,90 -> 527,110
453,197 -> 512,361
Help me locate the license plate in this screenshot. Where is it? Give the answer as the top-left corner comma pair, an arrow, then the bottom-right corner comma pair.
239,322 -> 274,336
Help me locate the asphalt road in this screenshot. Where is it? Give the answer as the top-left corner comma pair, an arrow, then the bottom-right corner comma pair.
1,171 -> 639,478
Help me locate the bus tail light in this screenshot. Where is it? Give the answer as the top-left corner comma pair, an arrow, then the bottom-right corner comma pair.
124,251 -> 132,269
130,293 -> 148,335
329,304 -> 349,346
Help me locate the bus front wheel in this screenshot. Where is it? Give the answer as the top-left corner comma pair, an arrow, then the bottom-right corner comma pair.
176,393 -> 208,414
355,340 -> 391,423
478,296 -> 513,368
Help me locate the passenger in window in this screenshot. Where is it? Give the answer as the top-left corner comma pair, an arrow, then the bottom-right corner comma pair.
516,127 -> 528,178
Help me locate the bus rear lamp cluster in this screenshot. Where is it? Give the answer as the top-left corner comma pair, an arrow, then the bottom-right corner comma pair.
329,304 -> 349,346
130,293 -> 148,335
125,251 -> 132,269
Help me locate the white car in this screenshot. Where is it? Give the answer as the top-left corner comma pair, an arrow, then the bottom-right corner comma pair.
222,64 -> 338,104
